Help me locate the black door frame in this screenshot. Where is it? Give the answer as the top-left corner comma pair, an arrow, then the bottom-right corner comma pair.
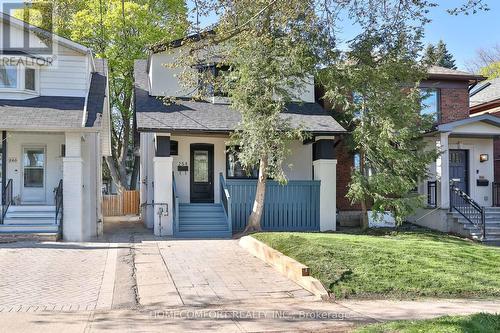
449,149 -> 470,194
190,143 -> 215,203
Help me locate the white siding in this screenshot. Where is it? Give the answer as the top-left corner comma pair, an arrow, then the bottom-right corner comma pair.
40,55 -> 90,97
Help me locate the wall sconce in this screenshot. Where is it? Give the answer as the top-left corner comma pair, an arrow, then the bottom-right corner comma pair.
480,154 -> 489,163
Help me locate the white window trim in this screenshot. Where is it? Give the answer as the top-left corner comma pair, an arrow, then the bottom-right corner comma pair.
0,64 -> 40,96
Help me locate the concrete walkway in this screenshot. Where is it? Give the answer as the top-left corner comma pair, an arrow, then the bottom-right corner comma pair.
0,219 -> 498,332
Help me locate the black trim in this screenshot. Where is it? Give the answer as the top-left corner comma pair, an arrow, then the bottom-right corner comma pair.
156,136 -> 171,157
1,131 -> 5,205
190,144 -> 214,203
313,139 -> 336,161
170,140 -> 178,156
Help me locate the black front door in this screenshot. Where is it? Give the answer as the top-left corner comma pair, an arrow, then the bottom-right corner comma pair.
449,149 -> 469,193
190,144 -> 214,203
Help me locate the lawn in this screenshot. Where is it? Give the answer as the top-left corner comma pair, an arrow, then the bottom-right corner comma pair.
253,227 -> 500,299
355,313 -> 500,333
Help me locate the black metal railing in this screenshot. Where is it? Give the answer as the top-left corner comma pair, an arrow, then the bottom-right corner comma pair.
493,182 -> 500,207
427,181 -> 437,208
55,180 -> 63,229
1,179 -> 13,224
172,174 -> 179,234
449,181 -> 486,240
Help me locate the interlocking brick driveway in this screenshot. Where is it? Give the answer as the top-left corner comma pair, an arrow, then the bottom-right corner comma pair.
0,242 -> 110,312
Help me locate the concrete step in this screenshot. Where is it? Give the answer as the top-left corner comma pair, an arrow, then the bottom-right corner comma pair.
0,233 -> 59,242
173,230 -> 232,239
3,217 -> 58,225
5,211 -> 55,219
7,205 -> 56,212
179,224 -> 229,232
0,224 -> 59,233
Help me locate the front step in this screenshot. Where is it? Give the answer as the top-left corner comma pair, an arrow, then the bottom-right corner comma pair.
0,205 -> 60,236
176,203 -> 231,238
448,209 -> 500,245
0,224 -> 59,233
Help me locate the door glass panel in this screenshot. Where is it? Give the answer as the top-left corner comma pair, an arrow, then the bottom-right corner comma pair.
23,149 -> 44,188
193,150 -> 209,182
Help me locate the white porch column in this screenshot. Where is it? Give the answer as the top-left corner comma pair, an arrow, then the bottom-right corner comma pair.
153,156 -> 173,236
439,132 -> 450,209
63,132 -> 84,241
314,159 -> 337,231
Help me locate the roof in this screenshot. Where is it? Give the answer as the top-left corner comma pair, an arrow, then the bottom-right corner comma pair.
0,58 -> 108,130
150,30 -> 216,54
470,78 -> 500,109
427,65 -> 484,82
0,13 -> 89,54
438,114 -> 500,133
134,60 -> 346,134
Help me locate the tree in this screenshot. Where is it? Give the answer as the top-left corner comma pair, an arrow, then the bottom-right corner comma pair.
18,0 -> 188,192
467,44 -> 500,79
423,40 -> 457,69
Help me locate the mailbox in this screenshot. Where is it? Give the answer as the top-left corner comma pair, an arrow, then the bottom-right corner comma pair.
477,179 -> 489,187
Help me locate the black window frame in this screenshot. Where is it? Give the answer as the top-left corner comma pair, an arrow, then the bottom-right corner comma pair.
226,148 -> 259,179
25,67 -> 36,91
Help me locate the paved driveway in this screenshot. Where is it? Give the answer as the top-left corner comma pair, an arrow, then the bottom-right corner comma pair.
134,237 -> 314,307
0,242 -> 111,312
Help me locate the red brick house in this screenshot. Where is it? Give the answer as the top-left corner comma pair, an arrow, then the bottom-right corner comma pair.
325,66 -> 500,243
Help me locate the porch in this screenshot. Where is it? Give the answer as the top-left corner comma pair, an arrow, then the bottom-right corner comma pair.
140,133 -> 338,238
414,114 -> 500,244
0,130 -> 102,241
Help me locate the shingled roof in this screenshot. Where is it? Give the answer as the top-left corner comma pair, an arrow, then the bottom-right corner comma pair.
134,60 -> 346,134
470,78 -> 500,108
427,65 -> 484,82
0,58 -> 108,130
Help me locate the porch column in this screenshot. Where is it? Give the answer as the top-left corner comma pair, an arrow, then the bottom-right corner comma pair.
439,132 -> 450,209
63,132 -> 84,241
153,134 -> 173,236
313,138 -> 337,231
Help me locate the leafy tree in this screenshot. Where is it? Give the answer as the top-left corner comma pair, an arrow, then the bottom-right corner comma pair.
423,40 -> 457,69
17,0 -> 188,192
480,62 -> 500,79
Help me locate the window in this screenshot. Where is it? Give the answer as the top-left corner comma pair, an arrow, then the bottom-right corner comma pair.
170,140 -> 178,155
0,66 -> 18,88
226,150 -> 259,179
420,88 -> 440,121
25,68 -> 35,91
198,64 -> 231,97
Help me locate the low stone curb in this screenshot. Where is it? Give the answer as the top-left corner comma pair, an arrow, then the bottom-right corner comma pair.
238,235 -> 330,300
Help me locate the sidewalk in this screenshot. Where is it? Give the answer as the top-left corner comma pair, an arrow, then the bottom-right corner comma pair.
0,298 -> 498,332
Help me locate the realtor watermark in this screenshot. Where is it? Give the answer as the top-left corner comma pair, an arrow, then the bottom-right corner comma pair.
1,1 -> 57,65
150,309 -> 350,321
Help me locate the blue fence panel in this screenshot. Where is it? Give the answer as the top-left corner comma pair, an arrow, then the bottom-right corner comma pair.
226,180 -> 321,232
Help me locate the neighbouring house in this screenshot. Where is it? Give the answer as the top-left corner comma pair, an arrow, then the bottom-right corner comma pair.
469,78 -> 500,184
134,35 -> 346,238
0,14 -> 111,241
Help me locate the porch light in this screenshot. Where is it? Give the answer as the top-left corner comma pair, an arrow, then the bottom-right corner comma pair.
480,154 -> 489,163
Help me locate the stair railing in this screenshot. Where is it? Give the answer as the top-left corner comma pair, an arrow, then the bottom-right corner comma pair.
1,179 -> 13,224
427,181 -> 437,208
493,182 -> 500,207
54,180 -> 63,231
449,181 -> 486,240
219,173 -> 232,235
172,173 -> 179,234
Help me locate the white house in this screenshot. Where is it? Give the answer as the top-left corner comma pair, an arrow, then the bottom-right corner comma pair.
0,14 -> 111,241
134,34 -> 346,238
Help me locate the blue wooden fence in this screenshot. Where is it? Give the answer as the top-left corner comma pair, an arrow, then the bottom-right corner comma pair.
226,180 -> 321,232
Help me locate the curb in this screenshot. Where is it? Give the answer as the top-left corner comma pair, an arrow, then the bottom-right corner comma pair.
239,235 -> 330,300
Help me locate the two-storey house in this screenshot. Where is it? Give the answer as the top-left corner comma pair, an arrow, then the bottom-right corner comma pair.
134,34 -> 346,238
0,14 -> 111,241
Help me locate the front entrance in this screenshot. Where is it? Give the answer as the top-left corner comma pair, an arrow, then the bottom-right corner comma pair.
21,146 -> 46,203
449,149 -> 469,194
190,144 -> 214,203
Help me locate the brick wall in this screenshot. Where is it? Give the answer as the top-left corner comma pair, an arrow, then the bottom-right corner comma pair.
439,88 -> 470,124
336,141 -> 361,211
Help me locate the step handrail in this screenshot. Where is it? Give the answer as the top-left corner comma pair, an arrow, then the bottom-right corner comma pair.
1,179 -> 13,224
173,173 -> 179,234
449,181 -> 486,240
54,180 -> 63,230
219,173 -> 232,235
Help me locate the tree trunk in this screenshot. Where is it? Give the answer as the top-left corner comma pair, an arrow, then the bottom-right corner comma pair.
129,155 -> 140,190
105,155 -> 126,194
244,156 -> 268,233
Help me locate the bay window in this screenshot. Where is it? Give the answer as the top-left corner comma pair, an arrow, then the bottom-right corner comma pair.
0,65 -> 37,92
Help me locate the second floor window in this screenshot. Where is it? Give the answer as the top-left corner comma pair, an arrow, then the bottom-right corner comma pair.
0,66 -> 18,88
420,88 -> 440,122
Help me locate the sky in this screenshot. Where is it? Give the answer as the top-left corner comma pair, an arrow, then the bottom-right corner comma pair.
186,0 -> 500,71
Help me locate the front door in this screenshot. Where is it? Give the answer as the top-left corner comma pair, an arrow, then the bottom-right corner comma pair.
190,144 -> 214,203
21,147 -> 46,203
449,149 -> 469,194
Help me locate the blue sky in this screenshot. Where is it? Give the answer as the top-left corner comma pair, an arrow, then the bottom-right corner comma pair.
187,1 -> 499,71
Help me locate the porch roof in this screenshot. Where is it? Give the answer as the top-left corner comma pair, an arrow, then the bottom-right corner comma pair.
0,59 -> 108,131
133,60 -> 346,134
437,114 -> 500,137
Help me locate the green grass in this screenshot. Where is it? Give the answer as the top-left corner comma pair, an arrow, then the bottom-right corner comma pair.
355,313 -> 500,333
253,227 -> 500,299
